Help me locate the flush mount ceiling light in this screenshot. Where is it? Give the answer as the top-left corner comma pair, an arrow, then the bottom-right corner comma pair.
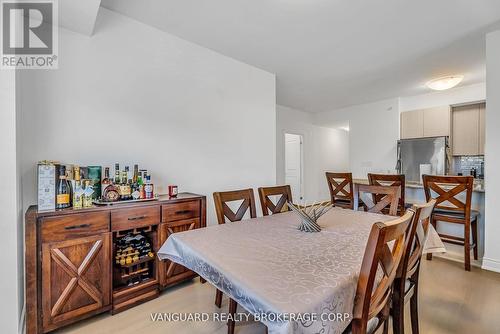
426,75 -> 464,91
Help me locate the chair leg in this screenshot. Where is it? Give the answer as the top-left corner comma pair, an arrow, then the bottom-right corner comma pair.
227,298 -> 237,334
383,317 -> 389,334
472,218 -> 479,261
464,220 -> 471,271
392,289 -> 405,334
215,289 -> 223,308
410,281 -> 419,334
426,217 -> 437,261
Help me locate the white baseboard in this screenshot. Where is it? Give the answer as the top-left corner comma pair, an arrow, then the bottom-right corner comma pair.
482,257 -> 500,273
18,303 -> 25,334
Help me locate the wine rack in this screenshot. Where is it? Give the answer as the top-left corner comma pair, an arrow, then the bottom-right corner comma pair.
113,225 -> 158,292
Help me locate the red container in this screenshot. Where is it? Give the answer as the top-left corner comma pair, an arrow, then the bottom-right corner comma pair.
168,185 -> 178,198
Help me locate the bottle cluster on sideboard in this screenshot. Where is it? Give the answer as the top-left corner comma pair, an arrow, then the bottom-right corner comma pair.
38,161 -> 157,211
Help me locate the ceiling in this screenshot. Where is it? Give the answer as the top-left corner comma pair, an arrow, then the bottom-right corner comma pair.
101,0 -> 500,112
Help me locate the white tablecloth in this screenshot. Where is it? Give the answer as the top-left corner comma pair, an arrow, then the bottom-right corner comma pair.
158,208 -> 444,334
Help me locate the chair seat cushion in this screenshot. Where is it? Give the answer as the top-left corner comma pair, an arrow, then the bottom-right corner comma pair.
343,317 -> 379,334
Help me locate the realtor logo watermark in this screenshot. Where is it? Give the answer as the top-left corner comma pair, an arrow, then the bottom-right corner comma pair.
1,0 -> 58,69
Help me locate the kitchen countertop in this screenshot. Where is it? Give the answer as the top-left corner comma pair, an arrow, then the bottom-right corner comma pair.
353,178 -> 485,193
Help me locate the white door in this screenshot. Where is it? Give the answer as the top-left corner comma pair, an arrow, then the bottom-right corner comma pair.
285,133 -> 303,202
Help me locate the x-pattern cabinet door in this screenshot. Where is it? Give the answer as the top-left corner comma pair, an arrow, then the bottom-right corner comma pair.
41,233 -> 111,331
159,218 -> 199,286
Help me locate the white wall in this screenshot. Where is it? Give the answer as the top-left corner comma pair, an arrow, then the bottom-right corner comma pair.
18,8 -> 276,225
276,105 -> 349,202
483,30 -> 500,273
313,98 -> 400,179
400,82 -> 486,111
0,71 -> 22,333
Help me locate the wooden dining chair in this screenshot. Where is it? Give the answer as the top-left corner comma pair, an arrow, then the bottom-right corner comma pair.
258,185 -> 293,216
368,173 -> 407,216
212,188 -> 257,334
353,184 -> 401,216
326,172 -> 354,209
422,175 -> 478,271
344,210 -> 414,334
392,199 -> 436,334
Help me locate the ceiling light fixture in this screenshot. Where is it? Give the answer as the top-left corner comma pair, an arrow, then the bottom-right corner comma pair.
426,75 -> 464,91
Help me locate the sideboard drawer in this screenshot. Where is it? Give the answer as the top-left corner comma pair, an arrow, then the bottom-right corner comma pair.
111,205 -> 160,231
162,200 -> 200,222
41,211 -> 110,243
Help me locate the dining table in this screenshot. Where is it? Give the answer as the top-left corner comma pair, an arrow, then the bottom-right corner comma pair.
157,207 -> 445,334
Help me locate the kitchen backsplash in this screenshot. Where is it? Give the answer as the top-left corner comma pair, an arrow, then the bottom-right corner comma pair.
452,156 -> 484,178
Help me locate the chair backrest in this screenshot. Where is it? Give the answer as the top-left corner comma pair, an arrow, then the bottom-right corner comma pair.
351,210 -> 414,334
422,175 -> 473,217
368,173 -> 406,215
397,199 -> 436,283
325,172 -> 354,208
213,189 -> 257,224
258,185 -> 293,216
353,184 -> 401,216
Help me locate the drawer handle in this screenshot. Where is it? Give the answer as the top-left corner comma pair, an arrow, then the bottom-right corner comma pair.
175,210 -> 191,215
128,215 -> 147,221
65,224 -> 91,230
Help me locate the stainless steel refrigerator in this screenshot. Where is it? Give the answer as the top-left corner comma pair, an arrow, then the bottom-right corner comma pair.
396,136 -> 450,183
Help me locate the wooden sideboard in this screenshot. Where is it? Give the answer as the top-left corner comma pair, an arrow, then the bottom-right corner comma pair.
25,193 -> 206,334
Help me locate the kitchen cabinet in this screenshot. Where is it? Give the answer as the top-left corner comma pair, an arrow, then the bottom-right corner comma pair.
401,109 -> 424,139
451,103 -> 484,156
423,106 -> 450,137
400,106 -> 450,139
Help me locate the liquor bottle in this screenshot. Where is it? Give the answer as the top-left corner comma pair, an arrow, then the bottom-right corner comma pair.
120,167 -> 132,200
122,166 -> 129,185
83,180 -> 94,208
137,170 -> 145,199
73,166 -> 84,209
114,163 -> 120,184
101,167 -> 111,197
56,165 -> 71,209
132,164 -> 139,184
65,165 -> 74,206
103,183 -> 120,202
144,175 -> 154,199
131,165 -> 140,200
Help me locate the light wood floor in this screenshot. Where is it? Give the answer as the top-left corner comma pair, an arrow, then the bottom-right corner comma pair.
58,257 -> 500,334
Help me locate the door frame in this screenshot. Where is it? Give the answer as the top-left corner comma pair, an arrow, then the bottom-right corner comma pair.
283,131 -> 304,201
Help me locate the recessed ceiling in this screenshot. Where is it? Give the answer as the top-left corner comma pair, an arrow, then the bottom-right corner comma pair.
101,0 -> 500,112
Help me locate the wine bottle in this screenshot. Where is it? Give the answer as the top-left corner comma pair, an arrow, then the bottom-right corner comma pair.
56,165 -> 71,209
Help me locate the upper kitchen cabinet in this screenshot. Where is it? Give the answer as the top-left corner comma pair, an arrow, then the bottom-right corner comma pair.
400,106 -> 450,139
451,102 -> 485,156
401,109 -> 424,139
423,106 -> 450,137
